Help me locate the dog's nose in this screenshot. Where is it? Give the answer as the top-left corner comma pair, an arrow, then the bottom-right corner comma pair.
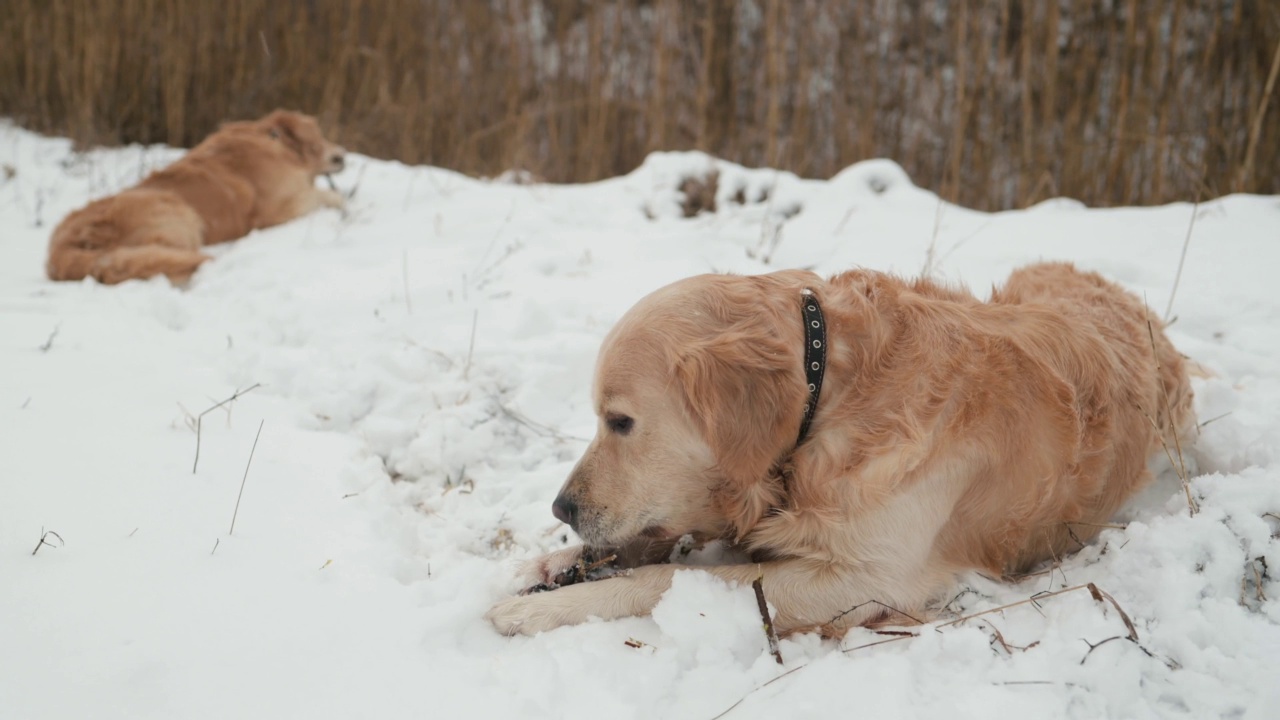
551,495 -> 578,527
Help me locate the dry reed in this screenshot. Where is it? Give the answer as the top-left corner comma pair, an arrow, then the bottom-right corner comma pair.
1,0 -> 1277,210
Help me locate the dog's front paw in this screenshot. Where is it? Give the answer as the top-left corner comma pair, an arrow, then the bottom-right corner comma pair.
517,545 -> 586,590
319,189 -> 347,211
485,592 -> 581,636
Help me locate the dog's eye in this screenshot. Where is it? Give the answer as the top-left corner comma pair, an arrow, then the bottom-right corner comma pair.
606,414 -> 634,435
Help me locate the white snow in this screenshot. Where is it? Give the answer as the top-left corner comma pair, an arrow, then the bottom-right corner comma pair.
1,122 -> 1278,719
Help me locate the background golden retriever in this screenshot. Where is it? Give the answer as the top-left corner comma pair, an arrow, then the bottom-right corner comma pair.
46,109 -> 345,285
487,262 -> 1194,636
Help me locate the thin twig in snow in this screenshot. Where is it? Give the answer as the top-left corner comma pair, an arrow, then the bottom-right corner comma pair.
191,383 -> 262,474
983,620 -> 1039,654
938,583 -> 1093,630
1164,193 -> 1200,322
752,570 -> 784,665
936,218 -> 995,268
38,324 -> 60,353
1079,634 -> 1168,668
1042,528 -> 1068,591
1198,411 -> 1232,429
922,197 -> 944,276
31,528 -> 64,556
1064,521 -> 1127,531
841,634 -> 916,654
1138,402 -> 1196,515
939,582 -> 1137,649
496,403 -> 589,443
463,310 -> 478,380
1141,305 -> 1196,515
826,598 -> 926,628
343,161 -> 367,201
229,420 -> 265,535
1086,583 -> 1138,641
707,663 -> 809,720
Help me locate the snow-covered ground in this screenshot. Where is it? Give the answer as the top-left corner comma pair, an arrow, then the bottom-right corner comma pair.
1,122 -> 1277,720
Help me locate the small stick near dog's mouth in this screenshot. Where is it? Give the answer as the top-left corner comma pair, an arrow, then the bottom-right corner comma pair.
520,551 -> 621,595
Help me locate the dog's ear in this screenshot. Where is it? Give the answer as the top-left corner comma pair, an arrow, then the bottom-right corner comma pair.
265,111 -> 303,152
674,279 -> 804,537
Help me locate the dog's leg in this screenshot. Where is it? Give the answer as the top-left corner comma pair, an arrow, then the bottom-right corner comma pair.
486,557 -> 938,636
91,246 -> 211,285
315,187 -> 346,210
515,537 -> 684,589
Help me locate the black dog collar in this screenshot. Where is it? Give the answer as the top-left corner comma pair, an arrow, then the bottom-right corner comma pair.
797,291 -> 826,444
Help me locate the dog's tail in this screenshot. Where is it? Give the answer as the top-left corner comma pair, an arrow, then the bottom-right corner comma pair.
46,244 -> 102,282
47,244 -> 209,285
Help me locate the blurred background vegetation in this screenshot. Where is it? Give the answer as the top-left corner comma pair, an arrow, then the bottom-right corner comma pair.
1,0 -> 1277,210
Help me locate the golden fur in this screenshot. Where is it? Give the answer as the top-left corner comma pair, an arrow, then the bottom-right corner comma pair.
46,110 -> 345,284
487,262 -> 1194,635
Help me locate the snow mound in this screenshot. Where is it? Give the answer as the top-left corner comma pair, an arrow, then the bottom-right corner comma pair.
2,126 -> 1278,719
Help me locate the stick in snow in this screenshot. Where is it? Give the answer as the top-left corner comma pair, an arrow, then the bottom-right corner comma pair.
191,383 -> 262,474
752,570 -> 784,665
229,420 -> 265,535
31,528 -> 64,556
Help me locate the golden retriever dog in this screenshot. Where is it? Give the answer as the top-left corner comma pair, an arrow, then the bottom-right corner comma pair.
46,110 -> 346,285
486,262 -> 1194,636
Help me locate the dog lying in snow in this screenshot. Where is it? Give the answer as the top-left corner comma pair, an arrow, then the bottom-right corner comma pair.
46,109 -> 346,285
486,262 -> 1194,636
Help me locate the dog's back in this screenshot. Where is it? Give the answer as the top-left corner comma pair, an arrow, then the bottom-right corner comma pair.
981,262 -> 1194,571
995,262 -> 1194,447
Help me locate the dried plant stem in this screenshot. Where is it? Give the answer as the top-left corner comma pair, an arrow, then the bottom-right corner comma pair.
1139,405 -> 1196,515
938,583 -> 1091,629
1198,411 -> 1232,429
1144,315 -> 1195,514
707,663 -> 809,720
3,1 -> 1272,211
841,634 -> 917,654
1164,194 -> 1200,322
31,528 -> 64,555
192,383 -> 262,474
752,570 -> 784,666
1238,38 -> 1280,192
463,310 -> 478,381
228,420 -> 265,535
1064,521 -> 1127,531
937,582 -> 1138,649
38,324 -> 60,352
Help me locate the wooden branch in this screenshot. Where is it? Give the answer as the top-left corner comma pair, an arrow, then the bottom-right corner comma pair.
752,570 -> 784,666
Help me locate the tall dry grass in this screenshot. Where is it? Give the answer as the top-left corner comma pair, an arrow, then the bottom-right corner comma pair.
1,0 -> 1277,210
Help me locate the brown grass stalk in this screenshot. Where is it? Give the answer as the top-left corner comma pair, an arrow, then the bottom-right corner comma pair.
228,419 -> 265,535
0,1 -> 1273,210
1144,315 -> 1196,515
